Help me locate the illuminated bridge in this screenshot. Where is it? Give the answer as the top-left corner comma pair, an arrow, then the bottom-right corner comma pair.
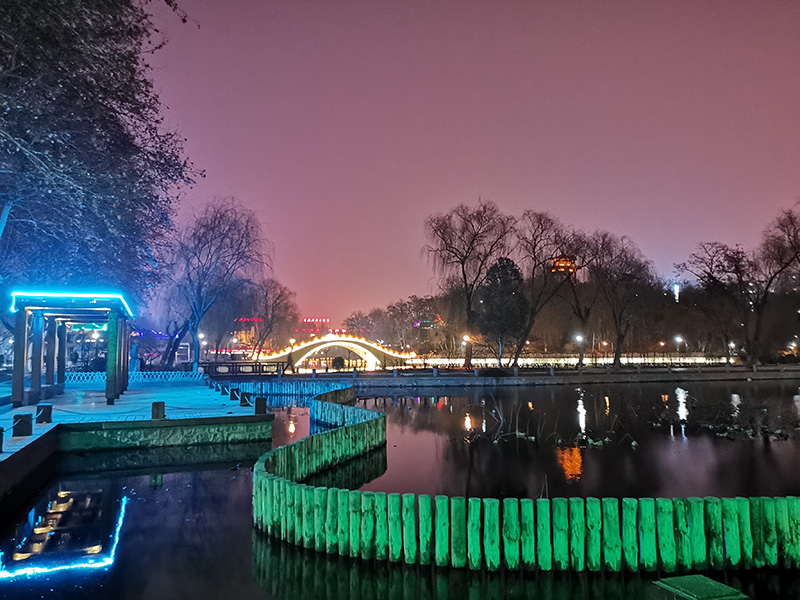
258,334 -> 416,371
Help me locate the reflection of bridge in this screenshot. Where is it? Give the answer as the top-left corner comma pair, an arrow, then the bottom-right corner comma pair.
260,334 -> 416,371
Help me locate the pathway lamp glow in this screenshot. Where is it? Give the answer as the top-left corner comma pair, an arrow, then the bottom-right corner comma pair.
575,334 -> 585,367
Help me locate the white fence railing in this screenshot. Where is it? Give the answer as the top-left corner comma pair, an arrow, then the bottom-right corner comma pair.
64,371 -> 205,385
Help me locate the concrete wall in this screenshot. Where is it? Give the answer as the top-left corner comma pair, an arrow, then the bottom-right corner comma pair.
59,415 -> 273,451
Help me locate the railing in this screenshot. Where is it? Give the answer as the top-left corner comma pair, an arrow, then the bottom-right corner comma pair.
64,371 -> 206,385
202,361 -> 285,376
251,382 -> 800,573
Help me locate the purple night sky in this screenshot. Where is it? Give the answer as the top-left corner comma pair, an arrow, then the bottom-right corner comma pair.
150,0 -> 800,325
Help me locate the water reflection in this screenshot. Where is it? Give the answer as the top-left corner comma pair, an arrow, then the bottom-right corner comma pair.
358,381 -> 800,499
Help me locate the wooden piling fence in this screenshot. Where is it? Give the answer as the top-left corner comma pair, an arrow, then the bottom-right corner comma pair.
250,384 -> 800,573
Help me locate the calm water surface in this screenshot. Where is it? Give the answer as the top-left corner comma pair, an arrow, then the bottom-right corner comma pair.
4,383 -> 800,599
356,381 -> 800,498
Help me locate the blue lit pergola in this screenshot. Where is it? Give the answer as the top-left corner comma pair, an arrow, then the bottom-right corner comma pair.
10,291 -> 134,406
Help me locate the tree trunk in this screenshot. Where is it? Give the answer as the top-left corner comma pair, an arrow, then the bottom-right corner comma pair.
190,326 -> 200,372
497,338 -> 503,368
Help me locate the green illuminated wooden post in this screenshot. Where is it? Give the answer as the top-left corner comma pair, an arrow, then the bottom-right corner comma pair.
639,498 -> 657,571
483,498 -> 501,571
467,497 -> 482,570
568,497 -> 585,571
338,489 -> 350,555
521,499 -> 536,570
451,496 -> 467,568
598,498 -> 620,572
434,495 -> 450,567
326,487 -> 339,552
786,496 -> 800,568
303,486 -> 315,549
105,309 -> 119,403
622,498 -> 638,571
586,498 -> 602,572
721,497 -> 741,568
285,482 -> 296,543
705,497 -> 724,569
656,498 -> 676,572
762,497 -> 778,567
402,493 -> 417,564
688,497 -> 707,570
751,497 -> 765,568
536,498 -> 552,571
389,493 -> 403,562
314,487 -> 327,551
374,491 -> 389,560
737,497 -> 753,568
361,492 -> 376,560
502,498 -> 520,570
673,498 -> 691,570
552,498 -> 569,571
419,494 -> 433,564
349,490 -> 362,557
775,497 -> 790,568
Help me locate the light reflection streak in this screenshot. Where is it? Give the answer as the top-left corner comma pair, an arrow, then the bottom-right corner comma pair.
0,496 -> 129,580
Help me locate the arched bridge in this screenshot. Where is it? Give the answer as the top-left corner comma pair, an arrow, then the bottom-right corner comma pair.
261,334 -> 416,371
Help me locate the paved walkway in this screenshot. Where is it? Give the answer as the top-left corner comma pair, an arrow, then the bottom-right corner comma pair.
0,382 -> 257,463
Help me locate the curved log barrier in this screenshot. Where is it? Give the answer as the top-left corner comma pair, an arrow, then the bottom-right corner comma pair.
250,384 -> 800,572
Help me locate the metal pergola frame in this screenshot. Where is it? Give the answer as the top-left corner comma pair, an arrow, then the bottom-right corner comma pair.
10,291 -> 134,406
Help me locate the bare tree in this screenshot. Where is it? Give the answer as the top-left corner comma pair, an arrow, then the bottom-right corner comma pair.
424,200 -> 515,367
588,231 -> 659,368
677,207 -> 800,363
174,198 -> 268,371
510,211 -> 571,365
558,230 -> 601,366
251,278 -> 300,357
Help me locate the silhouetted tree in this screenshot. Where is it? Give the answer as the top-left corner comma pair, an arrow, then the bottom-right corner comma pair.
511,211 -> 571,365
588,231 -> 659,367
0,0 -> 194,297
476,258 -> 529,367
174,198 -> 268,371
424,200 -> 515,367
678,207 -> 800,364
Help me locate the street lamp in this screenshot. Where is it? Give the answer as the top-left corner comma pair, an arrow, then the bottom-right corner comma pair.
575,334 -> 584,368
674,335 -> 683,363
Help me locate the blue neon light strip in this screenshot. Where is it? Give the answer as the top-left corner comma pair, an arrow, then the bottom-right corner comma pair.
10,291 -> 134,318
0,496 -> 129,580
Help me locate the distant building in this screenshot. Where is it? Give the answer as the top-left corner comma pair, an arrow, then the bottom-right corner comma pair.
550,257 -> 578,274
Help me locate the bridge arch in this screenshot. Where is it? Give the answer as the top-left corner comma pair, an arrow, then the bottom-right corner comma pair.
260,334 -> 415,371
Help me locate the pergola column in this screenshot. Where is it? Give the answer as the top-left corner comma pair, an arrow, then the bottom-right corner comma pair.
56,321 -> 67,393
122,321 -> 130,392
106,309 -> 119,404
29,310 -> 44,405
44,317 -> 56,386
11,309 -> 28,407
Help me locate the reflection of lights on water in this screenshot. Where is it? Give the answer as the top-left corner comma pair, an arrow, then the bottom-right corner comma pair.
528,401 -> 534,411
576,389 -> 586,435
0,496 -> 129,579
731,394 -> 741,417
556,447 -> 583,482
464,415 -> 472,430
676,388 -> 688,422
482,420 -> 486,433
604,396 -> 610,416
288,421 -> 296,435
675,387 -> 688,439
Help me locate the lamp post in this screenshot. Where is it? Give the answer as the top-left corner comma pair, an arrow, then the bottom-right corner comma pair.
575,334 -> 585,368
674,336 -> 683,364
